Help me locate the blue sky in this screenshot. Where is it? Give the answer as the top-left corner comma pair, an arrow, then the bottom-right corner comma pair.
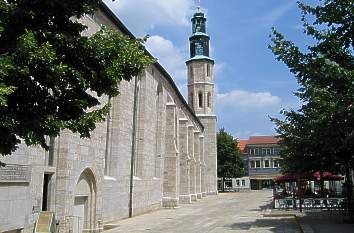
104,0 -> 316,140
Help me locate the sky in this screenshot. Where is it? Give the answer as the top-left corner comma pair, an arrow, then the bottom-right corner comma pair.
103,0 -> 317,140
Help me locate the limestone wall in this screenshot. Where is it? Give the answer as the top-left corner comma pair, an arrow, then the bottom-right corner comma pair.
0,5 -> 216,233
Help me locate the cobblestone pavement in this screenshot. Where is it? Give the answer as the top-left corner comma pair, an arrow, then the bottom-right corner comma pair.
105,190 -> 301,233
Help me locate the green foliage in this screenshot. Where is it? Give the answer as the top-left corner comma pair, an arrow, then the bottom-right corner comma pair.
269,0 -> 354,174
0,0 -> 154,155
217,128 -> 245,179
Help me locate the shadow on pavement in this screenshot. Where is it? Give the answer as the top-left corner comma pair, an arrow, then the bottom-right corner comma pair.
226,217 -> 299,232
298,212 -> 354,233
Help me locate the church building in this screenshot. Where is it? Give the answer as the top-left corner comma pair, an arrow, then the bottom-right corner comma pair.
0,2 -> 217,233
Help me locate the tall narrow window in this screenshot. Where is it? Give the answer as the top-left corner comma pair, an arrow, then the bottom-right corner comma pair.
104,97 -> 112,175
255,160 -> 261,168
154,83 -> 163,177
207,92 -> 211,108
48,137 -> 55,166
198,91 -> 203,108
133,81 -> 141,177
207,64 -> 211,77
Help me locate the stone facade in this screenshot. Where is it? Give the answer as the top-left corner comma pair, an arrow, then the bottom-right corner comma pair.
0,3 -> 217,233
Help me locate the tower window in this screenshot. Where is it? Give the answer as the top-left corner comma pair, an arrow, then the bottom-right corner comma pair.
198,92 -> 203,108
207,92 -> 211,108
207,64 -> 211,77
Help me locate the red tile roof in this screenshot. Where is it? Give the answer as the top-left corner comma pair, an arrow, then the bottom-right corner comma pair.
236,139 -> 248,153
247,136 -> 280,145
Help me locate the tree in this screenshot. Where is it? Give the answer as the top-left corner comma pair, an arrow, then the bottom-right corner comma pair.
269,0 -> 354,220
0,0 -> 154,155
217,128 -> 245,191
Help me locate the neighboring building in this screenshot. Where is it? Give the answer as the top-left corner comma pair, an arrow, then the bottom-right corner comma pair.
238,136 -> 282,190
237,139 -> 249,173
0,3 -> 217,233
232,177 -> 250,191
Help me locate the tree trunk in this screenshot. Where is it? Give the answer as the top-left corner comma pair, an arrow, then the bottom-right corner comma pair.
345,165 -> 354,222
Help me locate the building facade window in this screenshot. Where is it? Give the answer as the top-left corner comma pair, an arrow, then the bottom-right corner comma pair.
242,180 -> 246,186
236,180 -> 240,186
198,91 -> 203,108
262,148 -> 272,155
274,147 -> 280,155
264,160 -> 270,168
249,148 -> 259,155
255,160 -> 261,168
273,160 -> 279,168
250,161 -> 255,168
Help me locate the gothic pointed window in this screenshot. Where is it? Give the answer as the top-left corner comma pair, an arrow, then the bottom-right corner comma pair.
198,91 -> 203,108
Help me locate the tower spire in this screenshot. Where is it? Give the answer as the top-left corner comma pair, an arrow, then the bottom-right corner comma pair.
195,0 -> 202,13
196,0 -> 201,9
187,1 -> 213,62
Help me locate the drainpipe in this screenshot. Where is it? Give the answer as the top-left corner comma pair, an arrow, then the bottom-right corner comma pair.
129,75 -> 140,218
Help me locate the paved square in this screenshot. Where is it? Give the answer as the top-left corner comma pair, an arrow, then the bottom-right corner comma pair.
105,190 -> 300,233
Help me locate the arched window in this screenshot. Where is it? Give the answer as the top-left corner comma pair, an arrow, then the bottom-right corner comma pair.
198,91 -> 203,108
207,92 -> 211,108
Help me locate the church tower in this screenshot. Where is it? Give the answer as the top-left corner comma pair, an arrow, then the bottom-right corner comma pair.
187,5 -> 217,195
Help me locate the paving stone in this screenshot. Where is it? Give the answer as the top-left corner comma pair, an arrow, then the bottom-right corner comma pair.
105,190 -> 301,233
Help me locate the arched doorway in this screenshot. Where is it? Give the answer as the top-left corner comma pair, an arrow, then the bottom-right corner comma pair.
73,169 -> 97,233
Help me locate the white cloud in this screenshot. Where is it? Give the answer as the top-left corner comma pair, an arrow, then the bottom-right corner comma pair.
217,90 -> 281,109
145,35 -> 187,84
216,89 -> 282,140
104,0 -> 194,35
